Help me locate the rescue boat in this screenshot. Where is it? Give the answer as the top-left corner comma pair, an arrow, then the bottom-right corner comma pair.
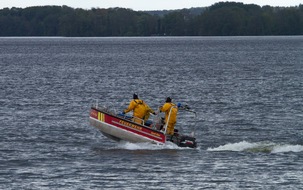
89,103 -> 197,148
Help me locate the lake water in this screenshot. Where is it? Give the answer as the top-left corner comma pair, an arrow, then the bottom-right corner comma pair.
1,36 -> 303,189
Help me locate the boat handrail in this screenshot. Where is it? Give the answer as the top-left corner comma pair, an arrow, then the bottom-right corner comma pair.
162,105 -> 177,135
92,105 -> 116,117
94,104 -> 146,126
108,102 -> 117,114
132,116 -> 145,125
150,113 -> 160,130
93,100 -> 118,115
94,100 -> 99,109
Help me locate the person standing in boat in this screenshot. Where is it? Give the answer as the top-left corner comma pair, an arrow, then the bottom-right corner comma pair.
123,93 -> 155,125
159,97 -> 178,135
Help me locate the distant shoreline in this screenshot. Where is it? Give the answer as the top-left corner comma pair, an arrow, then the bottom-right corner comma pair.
1,3 -> 302,36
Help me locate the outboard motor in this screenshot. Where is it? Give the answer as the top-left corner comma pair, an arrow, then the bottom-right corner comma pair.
177,135 -> 197,148
168,129 -> 197,148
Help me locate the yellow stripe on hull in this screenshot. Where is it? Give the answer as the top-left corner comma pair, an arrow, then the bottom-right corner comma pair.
98,112 -> 105,122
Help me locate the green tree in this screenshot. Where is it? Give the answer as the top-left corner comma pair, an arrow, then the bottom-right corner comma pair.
0,3 -> 302,36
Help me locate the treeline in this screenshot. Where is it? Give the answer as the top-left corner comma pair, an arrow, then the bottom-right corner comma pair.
0,2 -> 303,36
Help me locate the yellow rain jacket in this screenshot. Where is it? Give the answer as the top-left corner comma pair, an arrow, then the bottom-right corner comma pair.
160,102 -> 178,135
124,99 -> 147,124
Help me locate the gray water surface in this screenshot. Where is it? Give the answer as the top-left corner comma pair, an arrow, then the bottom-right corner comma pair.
1,36 -> 303,189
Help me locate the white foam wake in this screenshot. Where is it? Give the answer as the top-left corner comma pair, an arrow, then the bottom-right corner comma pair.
207,141 -> 303,153
116,141 -> 185,150
272,144 -> 303,153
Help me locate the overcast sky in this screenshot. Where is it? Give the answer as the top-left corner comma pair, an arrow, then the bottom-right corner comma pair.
0,0 -> 301,11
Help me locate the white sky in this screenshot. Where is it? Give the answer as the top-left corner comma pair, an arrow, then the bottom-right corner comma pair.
0,0 -> 302,11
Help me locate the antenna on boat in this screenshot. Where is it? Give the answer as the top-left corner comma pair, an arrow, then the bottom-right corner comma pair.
95,99 -> 98,108
177,103 -> 197,137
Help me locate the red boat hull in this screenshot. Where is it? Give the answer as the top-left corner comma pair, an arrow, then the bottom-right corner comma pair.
89,107 -> 166,144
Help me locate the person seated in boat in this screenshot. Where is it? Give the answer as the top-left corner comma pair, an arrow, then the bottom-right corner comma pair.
123,93 -> 155,125
159,97 -> 178,135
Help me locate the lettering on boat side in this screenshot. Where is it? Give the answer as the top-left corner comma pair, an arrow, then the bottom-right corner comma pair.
111,120 -> 164,141
119,120 -> 142,131
151,132 -> 161,137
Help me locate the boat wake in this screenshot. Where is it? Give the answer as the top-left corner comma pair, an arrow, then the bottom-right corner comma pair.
115,141 -> 191,150
207,141 -> 303,153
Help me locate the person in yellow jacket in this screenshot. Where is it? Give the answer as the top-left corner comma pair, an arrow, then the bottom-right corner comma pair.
159,97 -> 178,135
123,94 -> 155,125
